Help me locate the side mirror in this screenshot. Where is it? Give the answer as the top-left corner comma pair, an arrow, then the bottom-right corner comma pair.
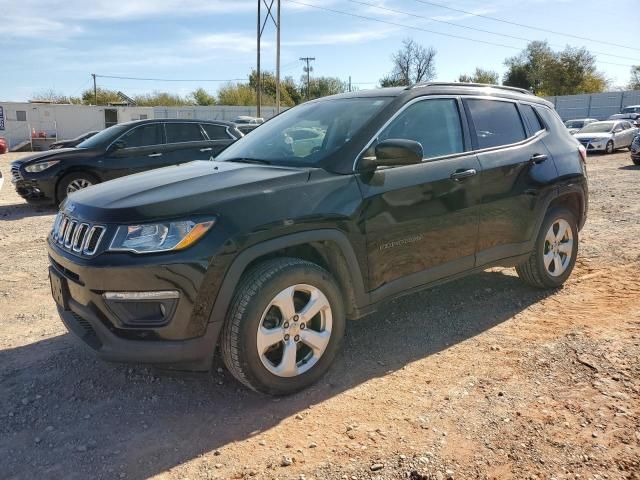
110,140 -> 126,151
360,139 -> 423,170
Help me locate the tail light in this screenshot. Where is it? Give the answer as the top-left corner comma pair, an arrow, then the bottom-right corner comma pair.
578,144 -> 587,164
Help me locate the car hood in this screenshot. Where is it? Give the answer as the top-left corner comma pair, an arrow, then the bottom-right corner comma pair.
573,132 -> 611,140
10,148 -> 93,166
64,160 -> 312,223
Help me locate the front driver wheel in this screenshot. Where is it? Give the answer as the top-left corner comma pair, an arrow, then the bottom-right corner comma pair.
516,207 -> 578,289
220,257 -> 345,395
57,172 -> 99,204
605,140 -> 614,154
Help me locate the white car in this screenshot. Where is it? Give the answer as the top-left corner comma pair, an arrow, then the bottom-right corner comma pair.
573,120 -> 638,154
564,118 -> 598,135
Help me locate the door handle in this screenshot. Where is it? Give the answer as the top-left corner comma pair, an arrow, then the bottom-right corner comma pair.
450,168 -> 477,181
529,153 -> 548,164
200,147 -> 213,152
148,153 -> 162,157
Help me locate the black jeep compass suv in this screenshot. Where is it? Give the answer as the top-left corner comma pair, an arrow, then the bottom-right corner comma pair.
47,83 -> 588,395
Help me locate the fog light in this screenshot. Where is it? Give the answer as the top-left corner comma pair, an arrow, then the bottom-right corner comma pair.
103,291 -> 179,327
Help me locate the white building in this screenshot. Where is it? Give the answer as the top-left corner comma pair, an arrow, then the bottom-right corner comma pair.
0,102 -> 280,151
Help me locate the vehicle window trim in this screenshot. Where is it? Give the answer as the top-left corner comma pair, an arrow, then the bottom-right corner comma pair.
200,122 -> 235,141
518,102 -> 547,137
163,121 -> 209,145
352,95 -> 471,171
107,122 -> 165,151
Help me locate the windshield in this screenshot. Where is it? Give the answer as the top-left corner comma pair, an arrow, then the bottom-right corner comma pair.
622,107 -> 640,114
565,120 -> 584,128
77,124 -> 129,149
579,122 -> 614,134
216,97 -> 392,166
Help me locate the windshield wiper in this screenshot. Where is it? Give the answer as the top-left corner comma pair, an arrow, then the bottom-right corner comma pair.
223,157 -> 272,165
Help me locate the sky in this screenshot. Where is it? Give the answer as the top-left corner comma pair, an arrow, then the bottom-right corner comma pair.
1,0 -> 638,102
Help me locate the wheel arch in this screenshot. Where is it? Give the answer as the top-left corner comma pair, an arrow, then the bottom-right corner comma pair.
208,230 -> 369,325
54,168 -> 103,203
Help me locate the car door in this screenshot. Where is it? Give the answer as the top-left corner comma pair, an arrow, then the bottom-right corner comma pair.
464,98 -> 558,266
163,122 -> 212,164
101,123 -> 169,180
622,122 -> 635,146
200,123 -> 237,158
357,96 -> 483,300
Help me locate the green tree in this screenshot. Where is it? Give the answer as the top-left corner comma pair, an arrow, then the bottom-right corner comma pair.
81,87 -> 121,105
132,92 -> 192,106
380,38 -> 436,87
217,83 -> 258,106
305,76 -> 348,100
191,88 -> 216,106
458,68 -> 499,84
249,70 -> 301,106
629,65 -> 640,90
503,41 -> 607,95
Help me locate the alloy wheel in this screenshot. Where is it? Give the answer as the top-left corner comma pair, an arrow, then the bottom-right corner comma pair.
257,284 -> 332,378
543,218 -> 573,277
67,178 -> 93,194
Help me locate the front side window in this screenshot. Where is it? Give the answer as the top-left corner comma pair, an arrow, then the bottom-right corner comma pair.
216,97 -> 392,167
165,123 -> 205,143
378,98 -> 464,159
119,124 -> 163,148
521,104 -> 545,134
466,99 -> 526,149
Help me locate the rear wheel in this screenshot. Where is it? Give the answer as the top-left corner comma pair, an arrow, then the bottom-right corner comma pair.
56,172 -> 99,204
516,208 -> 578,289
633,157 -> 640,166
220,257 -> 345,395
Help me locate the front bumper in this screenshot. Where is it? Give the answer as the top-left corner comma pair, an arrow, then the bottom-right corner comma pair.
48,240 -> 226,368
13,178 -> 57,202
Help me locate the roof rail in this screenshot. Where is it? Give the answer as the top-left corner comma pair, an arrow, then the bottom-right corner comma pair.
408,82 -> 534,96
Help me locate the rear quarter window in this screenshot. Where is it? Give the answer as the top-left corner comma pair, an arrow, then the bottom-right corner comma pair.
520,104 -> 545,135
465,99 -> 526,149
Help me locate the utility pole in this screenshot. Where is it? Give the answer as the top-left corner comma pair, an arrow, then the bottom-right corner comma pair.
300,57 -> 315,100
91,73 -> 97,105
256,0 -> 281,117
348,75 -> 352,93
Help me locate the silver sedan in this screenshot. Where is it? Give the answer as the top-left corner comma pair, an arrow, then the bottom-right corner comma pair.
573,120 -> 638,154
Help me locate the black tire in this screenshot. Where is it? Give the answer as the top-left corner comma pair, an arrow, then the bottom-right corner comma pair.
220,257 -> 345,395
633,157 -> 640,166
605,140 -> 614,154
516,207 -> 579,289
56,172 -> 99,204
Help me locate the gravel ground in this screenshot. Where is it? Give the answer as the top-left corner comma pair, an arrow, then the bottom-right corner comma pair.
1,151 -> 639,480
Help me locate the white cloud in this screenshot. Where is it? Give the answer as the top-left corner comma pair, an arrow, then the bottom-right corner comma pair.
284,29 -> 396,46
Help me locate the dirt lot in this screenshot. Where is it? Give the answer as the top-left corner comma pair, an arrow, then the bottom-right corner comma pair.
1,151 -> 639,480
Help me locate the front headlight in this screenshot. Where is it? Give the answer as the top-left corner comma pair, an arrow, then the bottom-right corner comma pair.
109,219 -> 215,253
25,160 -> 60,173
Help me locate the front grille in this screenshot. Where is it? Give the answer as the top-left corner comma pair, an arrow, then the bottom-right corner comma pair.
51,212 -> 106,256
11,165 -> 22,182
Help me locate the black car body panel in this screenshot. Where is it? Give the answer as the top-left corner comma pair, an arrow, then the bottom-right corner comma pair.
46,83 -> 589,368
11,119 -> 242,203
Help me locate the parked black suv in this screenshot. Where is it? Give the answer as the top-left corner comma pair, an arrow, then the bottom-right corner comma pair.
11,119 -> 242,204
47,83 -> 588,395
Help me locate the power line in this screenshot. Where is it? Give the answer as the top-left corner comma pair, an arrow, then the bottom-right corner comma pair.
408,0 -> 640,53
345,0 -> 640,62
284,0 -> 637,68
94,74 -> 246,82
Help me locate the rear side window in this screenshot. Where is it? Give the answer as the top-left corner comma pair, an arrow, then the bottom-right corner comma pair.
202,124 -> 231,140
119,124 -> 163,148
378,98 -> 464,159
466,99 -> 526,149
520,104 -> 545,134
165,123 -> 205,143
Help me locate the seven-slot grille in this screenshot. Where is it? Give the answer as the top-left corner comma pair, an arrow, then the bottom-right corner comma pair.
11,165 -> 22,182
51,213 -> 106,256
